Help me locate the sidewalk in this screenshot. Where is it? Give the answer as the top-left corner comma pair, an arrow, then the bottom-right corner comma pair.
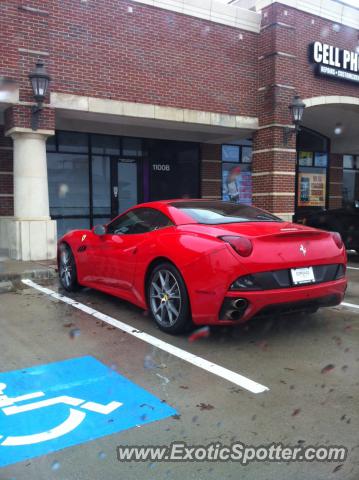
0,258 -> 57,292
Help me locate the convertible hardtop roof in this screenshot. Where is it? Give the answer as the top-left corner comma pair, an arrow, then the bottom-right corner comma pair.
131,199 -> 281,226
139,199 -> 232,207
130,199 -> 233,225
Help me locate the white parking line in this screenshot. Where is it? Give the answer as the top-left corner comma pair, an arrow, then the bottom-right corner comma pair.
341,301 -> 359,310
22,279 -> 269,395
347,266 -> 359,271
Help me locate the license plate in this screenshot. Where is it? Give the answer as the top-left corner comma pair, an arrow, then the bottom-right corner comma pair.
291,267 -> 315,285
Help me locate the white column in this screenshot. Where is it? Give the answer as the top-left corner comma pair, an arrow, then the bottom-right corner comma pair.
12,130 -> 51,219
0,127 -> 57,261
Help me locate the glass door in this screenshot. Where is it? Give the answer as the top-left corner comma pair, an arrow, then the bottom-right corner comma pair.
111,158 -> 139,218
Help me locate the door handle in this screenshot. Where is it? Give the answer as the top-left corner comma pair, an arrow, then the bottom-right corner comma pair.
113,186 -> 118,198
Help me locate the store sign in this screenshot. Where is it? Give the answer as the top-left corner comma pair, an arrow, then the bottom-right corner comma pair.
310,41 -> 359,84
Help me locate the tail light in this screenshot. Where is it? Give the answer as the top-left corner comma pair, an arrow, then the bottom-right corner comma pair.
331,232 -> 344,249
220,235 -> 253,257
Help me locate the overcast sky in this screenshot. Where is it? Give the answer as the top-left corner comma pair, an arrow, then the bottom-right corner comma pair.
343,0 -> 359,7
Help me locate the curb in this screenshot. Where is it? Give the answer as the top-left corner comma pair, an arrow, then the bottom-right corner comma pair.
0,267 -> 57,293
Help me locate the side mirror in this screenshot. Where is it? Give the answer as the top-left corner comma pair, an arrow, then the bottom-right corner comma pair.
93,224 -> 106,236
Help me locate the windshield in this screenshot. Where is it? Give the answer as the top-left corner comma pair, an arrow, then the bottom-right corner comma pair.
170,201 -> 282,224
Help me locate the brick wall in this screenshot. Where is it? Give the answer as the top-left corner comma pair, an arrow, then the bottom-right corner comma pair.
252,3 -> 358,216
260,3 -> 359,101
328,153 -> 343,209
1,1 -> 357,124
200,144 -> 222,199
0,0 -> 258,117
4,105 -> 55,132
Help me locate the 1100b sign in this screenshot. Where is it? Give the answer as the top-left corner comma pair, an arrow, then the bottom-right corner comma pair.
310,41 -> 359,84
152,164 -> 170,171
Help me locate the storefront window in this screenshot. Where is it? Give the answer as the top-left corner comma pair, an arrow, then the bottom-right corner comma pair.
148,141 -> 200,200
343,154 -> 354,169
297,167 -> 327,207
47,132 -> 200,236
343,155 -> 359,206
222,144 -> 252,205
47,152 -> 90,237
297,128 -> 328,152
314,152 -> 328,167
222,145 -> 240,162
46,135 -> 56,152
296,129 -> 329,212
241,146 -> 252,164
298,151 -> 313,167
91,135 -> 120,155
92,155 -> 111,221
122,137 -> 143,157
57,131 -> 88,153
55,218 -> 90,238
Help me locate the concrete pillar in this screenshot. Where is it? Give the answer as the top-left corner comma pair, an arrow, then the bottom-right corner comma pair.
0,127 -> 57,260
12,130 -> 51,219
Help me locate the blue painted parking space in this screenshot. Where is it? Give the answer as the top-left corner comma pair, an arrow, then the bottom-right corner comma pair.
0,356 -> 177,467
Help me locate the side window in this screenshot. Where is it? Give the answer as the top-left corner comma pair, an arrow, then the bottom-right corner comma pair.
107,208 -> 173,235
107,211 -> 139,235
147,210 -> 173,230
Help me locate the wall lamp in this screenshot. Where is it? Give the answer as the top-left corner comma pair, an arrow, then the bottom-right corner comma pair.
29,60 -> 51,131
283,94 -> 306,145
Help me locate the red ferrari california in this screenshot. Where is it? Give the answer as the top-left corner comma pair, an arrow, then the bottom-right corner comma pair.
58,200 -> 347,334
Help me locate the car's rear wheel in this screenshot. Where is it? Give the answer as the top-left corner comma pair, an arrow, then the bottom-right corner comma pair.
58,243 -> 80,292
147,262 -> 191,334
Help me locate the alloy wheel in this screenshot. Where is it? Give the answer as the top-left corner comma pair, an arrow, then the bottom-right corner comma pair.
59,248 -> 73,289
149,269 -> 182,327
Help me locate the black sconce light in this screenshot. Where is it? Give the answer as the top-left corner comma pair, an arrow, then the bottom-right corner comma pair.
283,94 -> 306,145
29,60 -> 51,131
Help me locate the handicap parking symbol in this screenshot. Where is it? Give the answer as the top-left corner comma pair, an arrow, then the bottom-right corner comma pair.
0,356 -> 177,467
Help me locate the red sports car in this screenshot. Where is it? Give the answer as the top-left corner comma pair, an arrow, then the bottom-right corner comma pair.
58,200 -> 347,334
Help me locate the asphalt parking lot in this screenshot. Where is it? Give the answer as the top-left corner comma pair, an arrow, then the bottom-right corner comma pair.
0,253 -> 358,480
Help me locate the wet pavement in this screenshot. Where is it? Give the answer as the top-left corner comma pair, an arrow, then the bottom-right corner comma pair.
0,253 -> 358,479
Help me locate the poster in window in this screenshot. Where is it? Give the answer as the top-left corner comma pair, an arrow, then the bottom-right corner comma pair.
241,146 -> 252,164
222,145 -> 240,162
222,163 -> 252,205
298,151 -> 313,167
343,155 -> 354,169
297,172 -> 326,207
314,152 -> 328,167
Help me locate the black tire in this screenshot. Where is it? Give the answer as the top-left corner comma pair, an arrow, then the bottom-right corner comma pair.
147,262 -> 191,334
58,243 -> 81,292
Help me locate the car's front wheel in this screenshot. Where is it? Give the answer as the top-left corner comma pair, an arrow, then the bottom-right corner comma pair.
58,243 -> 80,292
147,262 -> 191,334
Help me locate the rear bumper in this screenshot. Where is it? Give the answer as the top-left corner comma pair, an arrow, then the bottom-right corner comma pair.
217,277 -> 347,325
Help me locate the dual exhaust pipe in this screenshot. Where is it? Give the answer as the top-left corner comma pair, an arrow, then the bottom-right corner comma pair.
226,298 -> 248,321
